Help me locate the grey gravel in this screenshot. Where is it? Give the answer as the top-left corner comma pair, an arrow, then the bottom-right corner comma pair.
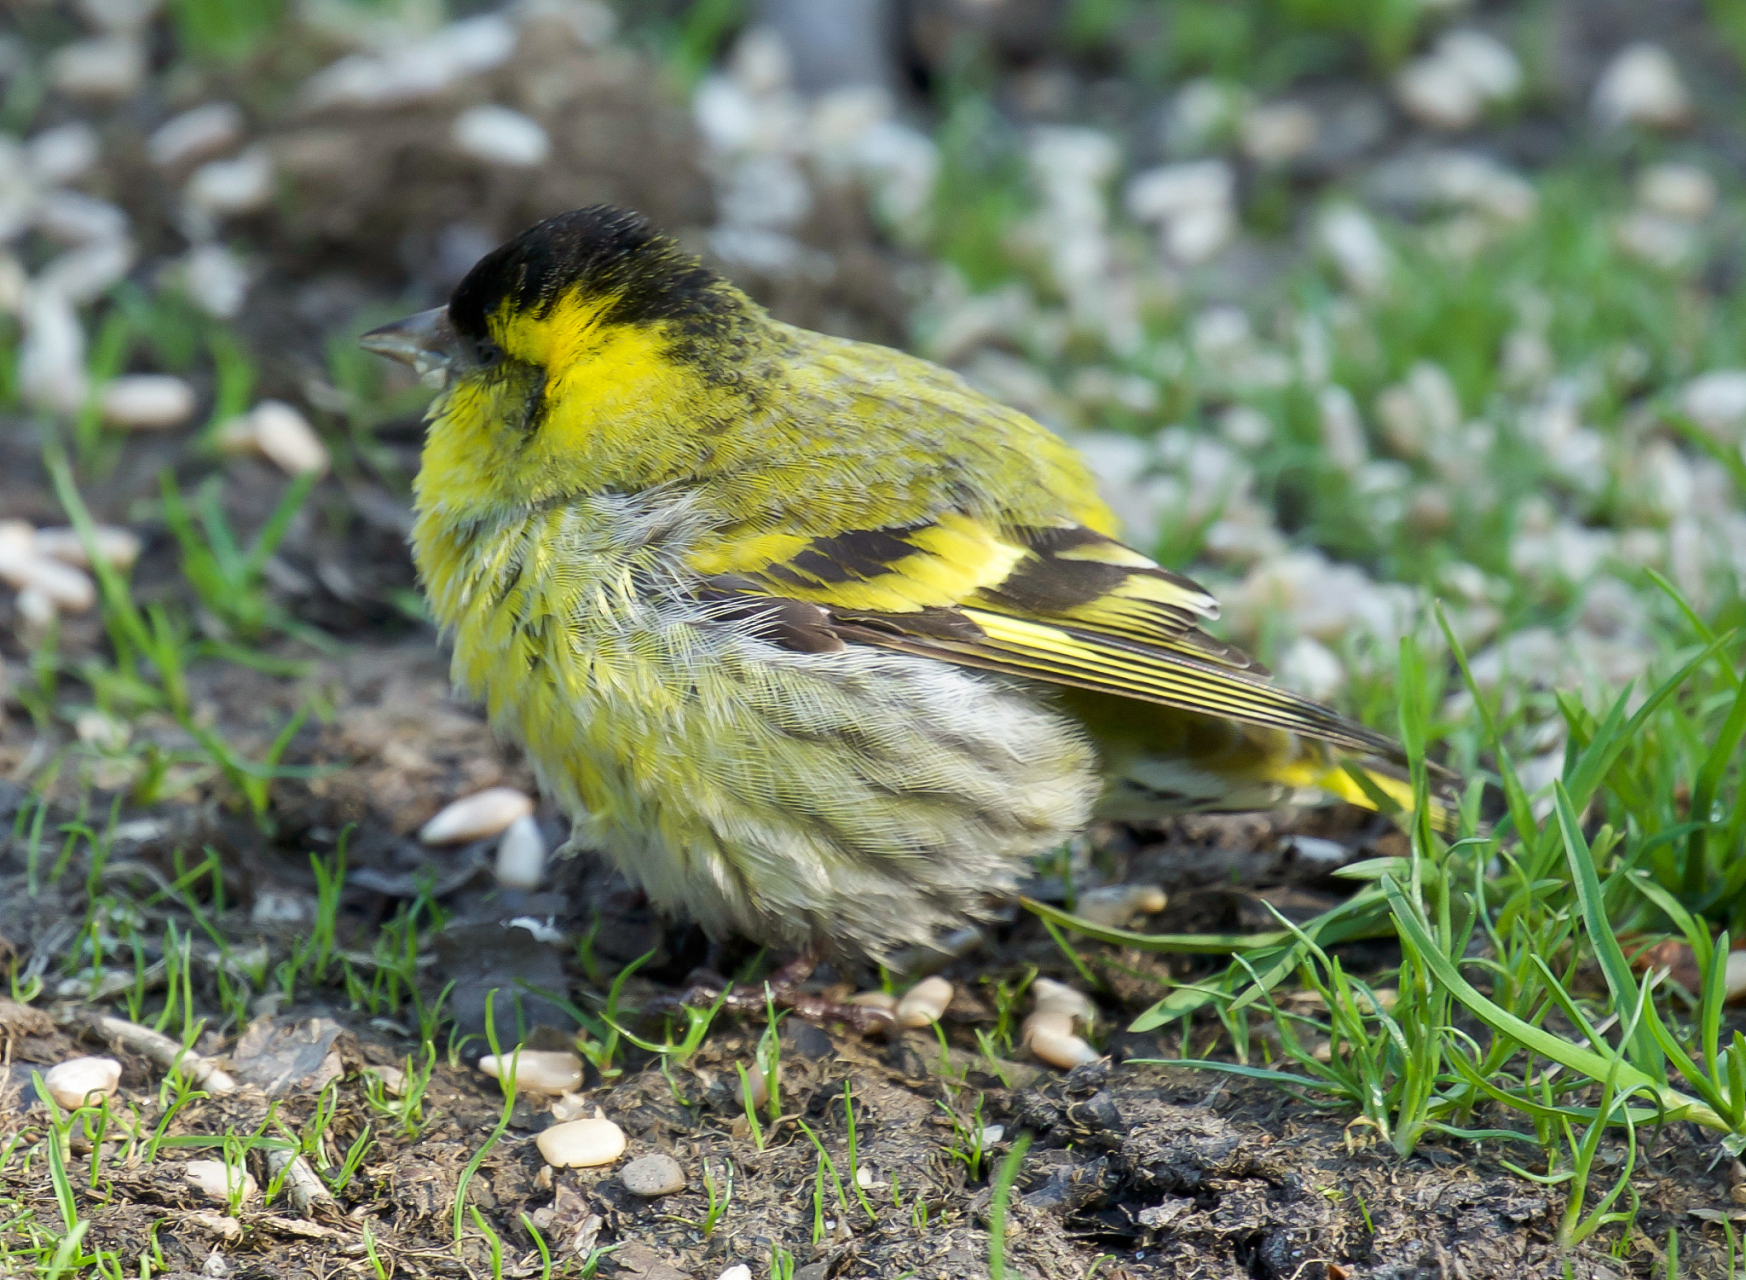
620,1152 -> 686,1198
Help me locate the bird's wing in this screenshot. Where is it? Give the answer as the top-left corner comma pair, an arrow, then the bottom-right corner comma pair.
687,511 -> 1404,760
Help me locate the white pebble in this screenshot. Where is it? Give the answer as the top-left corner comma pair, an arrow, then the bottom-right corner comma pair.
181,243 -> 252,318
250,401 -> 329,476
1637,162 -> 1716,221
1593,43 -> 1692,130
100,374 -> 196,430
536,1117 -> 626,1169
18,290 -> 87,415
478,1049 -> 582,1096
1023,1011 -> 1101,1070
452,105 -> 551,168
184,147 -> 274,218
34,525 -> 141,569
50,35 -> 146,100
184,1160 -> 258,1205
495,813 -> 548,889
26,122 -> 101,186
420,787 -> 535,845
1239,102 -> 1317,164
37,191 -> 129,245
44,1056 -> 121,1109
149,103 -> 245,169
894,975 -> 953,1028
620,1153 -> 686,1197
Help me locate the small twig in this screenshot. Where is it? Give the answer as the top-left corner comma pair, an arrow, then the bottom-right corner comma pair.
267,1149 -> 333,1216
61,1010 -> 239,1094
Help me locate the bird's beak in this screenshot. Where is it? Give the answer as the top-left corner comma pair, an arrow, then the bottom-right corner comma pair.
360,307 -> 459,389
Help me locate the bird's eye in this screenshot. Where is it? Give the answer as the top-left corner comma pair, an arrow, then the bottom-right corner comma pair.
476,341 -> 504,367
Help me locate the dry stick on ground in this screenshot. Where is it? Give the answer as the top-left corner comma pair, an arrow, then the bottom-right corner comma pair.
58,1010 -> 240,1094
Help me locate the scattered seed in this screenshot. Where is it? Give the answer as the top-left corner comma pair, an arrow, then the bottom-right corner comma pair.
477,1049 -> 582,1095
33,524 -> 142,569
535,1116 -> 626,1169
847,990 -> 897,1012
452,104 -> 551,167
184,146 -> 275,218
716,1267 -> 753,1280
495,813 -> 547,889
420,786 -> 535,844
100,374 -> 196,430
249,400 -> 329,476
1023,1011 -> 1101,1070
184,1160 -> 258,1205
149,102 -> 245,169
43,1056 -> 121,1109
49,34 -> 146,100
620,1152 -> 686,1197
1593,43 -> 1691,131
894,975 -> 953,1028
26,121 -> 101,186
0,551 -> 96,612
363,1064 -> 405,1097
1030,978 -> 1096,1024
14,586 -> 57,630
1073,883 -> 1167,928
550,1091 -> 590,1122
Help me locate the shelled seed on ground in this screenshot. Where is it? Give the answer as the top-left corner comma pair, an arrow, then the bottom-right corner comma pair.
551,1092 -> 590,1122
452,104 -> 551,167
536,1116 -> 626,1169
14,586 -> 57,630
251,401 -> 329,476
1072,883 -> 1167,928
0,550 -> 96,612
495,813 -> 547,888
716,1267 -> 753,1280
894,975 -> 953,1027
620,1152 -> 685,1197
184,1160 -> 258,1205
100,374 -> 195,430
363,1064 -> 405,1096
848,990 -> 897,1012
33,525 -> 142,570
1030,978 -> 1097,1024
149,101 -> 245,169
420,787 -> 534,844
1023,1010 -> 1101,1070
478,1049 -> 582,1095
44,1056 -> 121,1109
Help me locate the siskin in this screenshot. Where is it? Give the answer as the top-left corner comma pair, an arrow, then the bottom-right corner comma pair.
363,206 -> 1453,960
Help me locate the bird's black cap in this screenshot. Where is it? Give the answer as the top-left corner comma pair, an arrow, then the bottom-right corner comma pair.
447,205 -> 737,342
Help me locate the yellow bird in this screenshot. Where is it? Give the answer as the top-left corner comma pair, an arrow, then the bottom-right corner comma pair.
363,206 -> 1451,962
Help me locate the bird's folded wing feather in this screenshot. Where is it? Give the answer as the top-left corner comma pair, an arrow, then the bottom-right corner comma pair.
687,511 -> 1406,762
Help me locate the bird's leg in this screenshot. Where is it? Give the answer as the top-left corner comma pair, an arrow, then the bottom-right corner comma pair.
665,950 -> 894,1034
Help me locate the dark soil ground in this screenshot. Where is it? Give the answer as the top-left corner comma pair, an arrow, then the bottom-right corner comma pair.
5,1 -> 1746,1277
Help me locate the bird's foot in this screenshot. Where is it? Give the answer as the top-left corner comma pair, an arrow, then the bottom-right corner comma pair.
658,954 -> 895,1034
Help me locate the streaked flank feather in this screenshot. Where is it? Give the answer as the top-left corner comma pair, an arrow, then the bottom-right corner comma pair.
365,205 -> 1458,960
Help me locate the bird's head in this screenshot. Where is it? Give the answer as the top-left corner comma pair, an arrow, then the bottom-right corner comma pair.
363,205 -> 756,517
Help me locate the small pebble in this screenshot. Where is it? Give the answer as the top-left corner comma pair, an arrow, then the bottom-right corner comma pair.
101,375 -> 196,430
44,1056 -> 121,1109
536,1116 -> 626,1169
477,1049 -> 582,1095
620,1152 -> 686,1197
149,102 -> 245,169
184,1160 -> 258,1205
894,975 -> 953,1028
495,813 -> 547,889
420,786 -> 535,844
452,105 -> 551,168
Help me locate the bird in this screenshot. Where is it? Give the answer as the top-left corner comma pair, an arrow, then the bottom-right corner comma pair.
361,204 -> 1454,969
